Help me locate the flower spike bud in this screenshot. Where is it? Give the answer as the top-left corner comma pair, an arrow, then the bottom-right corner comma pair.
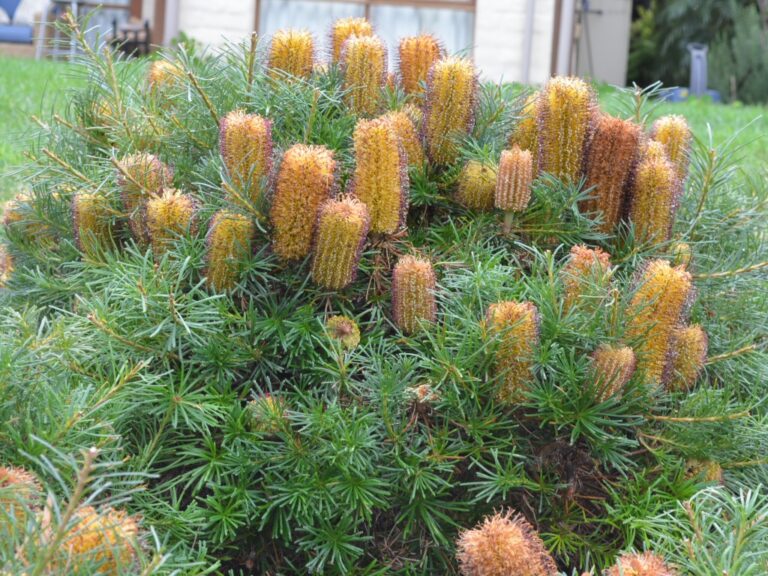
341,34 -> 387,116
606,551 -> 678,576
72,192 -> 114,258
581,114 -> 642,231
268,28 -> 315,79
486,301 -> 540,403
392,255 -> 437,334
330,17 -> 373,64
205,211 -> 254,292
398,34 -> 443,95
382,110 -> 424,166
456,510 -> 558,576
145,189 -> 198,258
423,56 -> 477,165
0,466 -> 42,527
669,240 -> 693,268
495,146 -> 533,212
219,110 -> 273,206
147,59 -> 183,91
561,244 -> 612,311
311,196 -> 370,290
247,394 -> 288,434
458,160 -> 497,211
326,315 -> 361,349
591,345 -> 636,401
271,144 -> 337,260
626,260 -> 694,385
537,76 -> 596,183
62,505 -> 139,574
668,325 -> 708,392
116,152 -> 173,244
652,114 -> 692,183
629,140 -> 680,244
350,118 -> 409,234
0,244 -> 12,288
509,93 -> 540,173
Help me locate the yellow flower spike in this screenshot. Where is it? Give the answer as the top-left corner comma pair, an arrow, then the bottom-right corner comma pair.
270,144 -> 337,260
310,196 -> 370,290
560,244 -> 612,311
72,192 -> 114,258
247,394 -> 288,434
537,76 -> 596,183
581,114 -> 643,231
392,255 -> 437,334
606,552 -> 678,576
147,60 -> 183,91
0,466 -> 42,528
330,17 -> 373,64
686,459 -> 723,483
219,110 -> 273,206
382,110 -> 424,166
341,34 -> 387,117
326,315 -> 361,349
668,324 -> 708,392
350,117 -> 409,233
398,34 -> 443,95
457,160 -> 497,212
205,211 -> 254,292
629,140 -> 680,244
456,510 -> 558,576
625,260 -> 694,385
116,153 -> 173,244
670,240 -> 693,268
62,506 -> 139,575
145,189 -> 198,258
423,56 -> 477,165
495,146 -> 533,213
486,301 -> 540,403
0,244 -> 13,288
652,114 -> 692,183
509,93 -> 540,174
591,345 -> 636,401
268,29 -> 315,79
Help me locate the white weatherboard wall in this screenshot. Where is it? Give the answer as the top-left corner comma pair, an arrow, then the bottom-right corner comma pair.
178,0 -> 255,45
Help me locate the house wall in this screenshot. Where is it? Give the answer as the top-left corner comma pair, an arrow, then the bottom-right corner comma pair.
177,0 -> 255,45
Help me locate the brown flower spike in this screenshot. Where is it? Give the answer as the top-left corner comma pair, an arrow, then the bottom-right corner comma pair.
219,110 -> 273,205
341,34 -> 387,116
668,324 -> 708,392
398,34 -> 443,95
268,29 -> 314,79
495,146 -> 533,213
205,211 -> 254,292
591,345 -> 636,401
457,160 -> 497,212
392,255 -> 437,334
605,551 -> 678,576
145,189 -> 197,258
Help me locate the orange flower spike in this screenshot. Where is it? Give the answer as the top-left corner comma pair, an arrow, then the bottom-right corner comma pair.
268,29 -> 315,79
382,110 -> 424,166
560,244 -> 612,311
341,34 -> 387,116
205,211 -> 254,292
398,34 -> 443,95
62,506 -> 139,575
147,59 -> 183,91
495,146 -> 533,213
606,551 -> 678,576
0,466 -> 42,527
392,255 -> 437,334
145,189 -> 198,258
629,140 -> 680,244
652,114 -> 692,183
330,17 -> 373,64
668,324 -> 708,392
219,110 -> 273,205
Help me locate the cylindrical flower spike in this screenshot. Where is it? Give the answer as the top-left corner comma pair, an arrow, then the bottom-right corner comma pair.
605,551 -> 678,576
205,211 -> 254,292
271,144 -> 337,260
145,189 -> 197,258
392,255 -> 437,334
382,110 -> 424,166
268,29 -> 315,79
509,93 -> 540,174
581,114 -> 642,231
629,141 -> 680,244
116,153 -> 173,244
326,315 -> 361,349
458,160 -> 497,211
311,196 -> 370,290
147,60 -> 183,91
486,301 -> 540,402
0,244 -> 12,288
72,192 -> 114,258
537,76 -> 596,183
330,17 -> 373,64
219,110 -> 273,205
423,56 -> 477,165
350,118 -> 409,234
341,34 -> 387,117
560,244 -> 612,311
626,260 -> 694,385
591,345 -> 636,401
495,146 -> 533,213
652,114 -> 692,183
456,510 -> 558,576
668,324 -> 708,392
398,34 -> 443,95
0,466 -> 42,528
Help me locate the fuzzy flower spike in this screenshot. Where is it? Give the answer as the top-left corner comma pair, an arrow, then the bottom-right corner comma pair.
629,140 -> 680,244
268,28 -> 314,79
330,17 -> 373,64
398,34 -> 443,95
219,110 -> 273,206
341,34 -> 387,116
392,255 -> 437,334
205,211 -> 255,292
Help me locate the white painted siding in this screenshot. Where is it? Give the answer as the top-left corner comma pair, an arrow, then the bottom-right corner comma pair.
178,0 -> 255,45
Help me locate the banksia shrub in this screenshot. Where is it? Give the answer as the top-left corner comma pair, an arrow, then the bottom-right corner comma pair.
561,244 -> 612,311
341,34 -> 387,116
537,76 -> 595,183
72,192 -> 114,257
270,144 -> 337,260
145,189 -> 197,258
247,394 -> 288,434
605,551 -> 677,576
310,196 -> 370,290
350,118 -> 408,234
457,160 -> 497,212
495,146 -> 533,213
205,211 -> 254,292
219,110 -> 273,205
383,110 -> 424,166
592,345 -> 636,401
147,59 -> 182,91
398,34 -> 443,95
0,466 -> 41,526
330,17 -> 373,64
116,153 -> 173,244
651,115 -> 692,183
268,29 -> 314,79
668,325 -> 708,392
62,505 -> 139,574
629,141 -> 680,244
326,315 -> 361,349
509,93 -> 540,173
626,260 -> 693,385
486,301 -> 540,402
392,255 -> 436,334
423,56 -> 477,165
456,511 -> 558,576
581,114 -> 642,231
